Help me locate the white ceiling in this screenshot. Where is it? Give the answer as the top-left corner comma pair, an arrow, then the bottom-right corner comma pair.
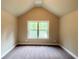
2,0 -> 78,17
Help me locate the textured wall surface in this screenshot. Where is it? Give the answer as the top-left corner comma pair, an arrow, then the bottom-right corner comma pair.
59,10 -> 78,56
18,7 -> 59,44
1,10 -> 17,56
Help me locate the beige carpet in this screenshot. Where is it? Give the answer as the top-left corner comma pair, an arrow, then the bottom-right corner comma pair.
2,46 -> 74,59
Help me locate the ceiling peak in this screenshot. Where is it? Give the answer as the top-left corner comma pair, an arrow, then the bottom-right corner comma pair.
34,0 -> 43,7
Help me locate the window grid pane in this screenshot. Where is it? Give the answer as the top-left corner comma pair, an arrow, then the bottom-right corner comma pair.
28,30 -> 37,39
39,21 -> 49,39
28,21 -> 38,39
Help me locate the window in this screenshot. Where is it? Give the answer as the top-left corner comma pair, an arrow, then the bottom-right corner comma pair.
27,21 -> 49,39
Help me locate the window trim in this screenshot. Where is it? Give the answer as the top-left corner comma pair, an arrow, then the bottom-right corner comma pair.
27,20 -> 49,39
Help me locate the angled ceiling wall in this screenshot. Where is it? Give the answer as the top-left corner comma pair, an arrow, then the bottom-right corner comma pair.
1,0 -> 78,17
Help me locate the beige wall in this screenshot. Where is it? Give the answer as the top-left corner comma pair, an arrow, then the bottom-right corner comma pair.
1,10 -> 17,56
18,7 -> 59,44
59,10 -> 78,56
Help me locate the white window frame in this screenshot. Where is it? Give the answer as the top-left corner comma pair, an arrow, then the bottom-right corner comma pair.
27,20 -> 49,39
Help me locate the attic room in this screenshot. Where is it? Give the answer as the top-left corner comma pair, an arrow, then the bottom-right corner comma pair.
1,0 -> 78,59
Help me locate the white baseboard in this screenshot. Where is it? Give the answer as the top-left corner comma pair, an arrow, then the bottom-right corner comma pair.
60,45 -> 78,59
1,45 -> 16,58
18,43 -> 59,45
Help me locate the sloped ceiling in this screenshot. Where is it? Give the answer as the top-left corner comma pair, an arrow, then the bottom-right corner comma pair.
1,0 -> 77,17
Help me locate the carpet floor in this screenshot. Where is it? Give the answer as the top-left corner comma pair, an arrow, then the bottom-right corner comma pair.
2,46 -> 75,59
